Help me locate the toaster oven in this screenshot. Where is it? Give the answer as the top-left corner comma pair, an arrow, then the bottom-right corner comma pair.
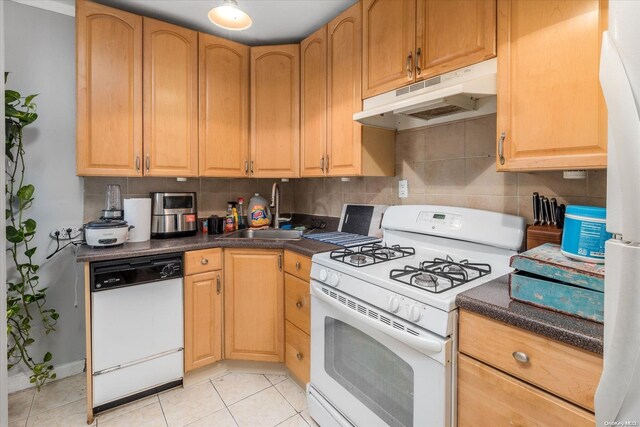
150,192 -> 198,238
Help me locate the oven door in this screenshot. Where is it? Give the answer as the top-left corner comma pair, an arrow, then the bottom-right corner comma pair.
310,281 -> 452,427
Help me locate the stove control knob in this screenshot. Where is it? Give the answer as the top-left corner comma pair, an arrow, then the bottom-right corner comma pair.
388,297 -> 400,313
409,305 -> 422,322
318,268 -> 329,282
328,272 -> 340,287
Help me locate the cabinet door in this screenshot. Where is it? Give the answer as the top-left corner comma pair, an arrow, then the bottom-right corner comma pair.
300,26 -> 328,178
250,45 -> 300,178
224,249 -> 284,362
496,0 -> 607,171
184,271 -> 222,372
76,0 -> 142,176
362,0 -> 416,98
327,2 -> 363,176
143,18 -> 198,177
199,33 -> 250,177
458,354 -> 595,426
416,0 -> 496,80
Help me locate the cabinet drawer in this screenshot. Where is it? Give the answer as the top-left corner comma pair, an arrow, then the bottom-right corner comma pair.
285,320 -> 310,384
458,354 -> 595,426
283,250 -> 311,281
184,248 -> 222,275
459,310 -> 602,411
284,273 -> 310,334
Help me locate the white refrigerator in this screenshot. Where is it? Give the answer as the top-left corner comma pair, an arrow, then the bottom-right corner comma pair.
596,0 -> 640,424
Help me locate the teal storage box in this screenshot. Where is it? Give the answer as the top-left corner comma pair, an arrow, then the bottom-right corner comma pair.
509,243 -> 605,323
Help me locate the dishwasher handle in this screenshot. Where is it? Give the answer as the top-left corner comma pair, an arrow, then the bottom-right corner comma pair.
311,284 -> 444,358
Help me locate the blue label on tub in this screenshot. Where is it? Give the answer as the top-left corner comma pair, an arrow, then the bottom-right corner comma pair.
561,214 -> 611,261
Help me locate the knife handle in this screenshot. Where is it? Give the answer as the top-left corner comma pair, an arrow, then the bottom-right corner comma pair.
550,198 -> 558,225
543,197 -> 552,226
533,192 -> 540,225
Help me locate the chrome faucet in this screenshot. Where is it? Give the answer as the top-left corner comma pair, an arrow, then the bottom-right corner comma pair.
270,182 -> 281,229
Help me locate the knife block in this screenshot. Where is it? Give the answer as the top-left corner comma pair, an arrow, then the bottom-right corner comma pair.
526,225 -> 563,250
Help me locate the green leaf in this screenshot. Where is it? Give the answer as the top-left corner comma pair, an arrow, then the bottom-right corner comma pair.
24,94 -> 38,106
43,352 -> 52,362
5,209 -> 11,219
23,218 -> 36,232
17,184 -> 35,202
5,89 -> 20,103
6,225 -> 24,243
24,248 -> 36,257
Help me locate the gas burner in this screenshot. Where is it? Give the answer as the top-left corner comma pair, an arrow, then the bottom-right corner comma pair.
389,256 -> 491,293
413,273 -> 438,288
350,254 -> 368,265
330,244 -> 415,268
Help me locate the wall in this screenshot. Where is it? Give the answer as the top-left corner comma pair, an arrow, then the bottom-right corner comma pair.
293,114 -> 607,223
5,1 -> 85,389
83,177 -> 295,223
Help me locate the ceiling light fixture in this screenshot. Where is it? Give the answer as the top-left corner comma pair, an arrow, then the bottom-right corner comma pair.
208,0 -> 252,31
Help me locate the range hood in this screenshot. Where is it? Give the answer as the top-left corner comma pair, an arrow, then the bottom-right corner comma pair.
354,58 -> 497,130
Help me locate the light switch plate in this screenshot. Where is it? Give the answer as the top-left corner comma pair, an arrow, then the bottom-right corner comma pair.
398,180 -> 408,198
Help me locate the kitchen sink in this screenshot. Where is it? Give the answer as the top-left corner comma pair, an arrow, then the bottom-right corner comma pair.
224,228 -> 303,240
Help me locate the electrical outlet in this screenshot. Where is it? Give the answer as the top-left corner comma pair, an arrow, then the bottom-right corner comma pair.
50,226 -> 82,240
398,180 -> 409,198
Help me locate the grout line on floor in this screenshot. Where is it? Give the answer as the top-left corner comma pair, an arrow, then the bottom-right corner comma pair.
210,374 -> 273,408
157,393 -> 170,427
272,379 -> 304,415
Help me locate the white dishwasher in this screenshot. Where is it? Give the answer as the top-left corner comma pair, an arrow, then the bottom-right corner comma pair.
90,253 -> 184,413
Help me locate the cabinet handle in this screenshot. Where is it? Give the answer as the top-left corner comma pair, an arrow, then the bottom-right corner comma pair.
295,261 -> 301,271
512,351 -> 529,363
216,275 -> 221,295
325,155 -> 329,174
406,51 -> 413,79
296,352 -> 303,360
201,258 -> 209,265
278,254 -> 282,271
320,156 -> 324,173
135,155 -> 141,172
250,161 -> 254,175
145,154 -> 150,172
296,300 -> 303,309
244,160 -> 249,176
415,47 -> 422,76
498,132 -> 506,165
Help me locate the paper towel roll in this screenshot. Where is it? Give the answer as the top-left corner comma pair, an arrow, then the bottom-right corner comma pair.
124,198 -> 151,242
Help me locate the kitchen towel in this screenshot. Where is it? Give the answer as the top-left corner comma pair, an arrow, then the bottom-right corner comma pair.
124,198 -> 151,242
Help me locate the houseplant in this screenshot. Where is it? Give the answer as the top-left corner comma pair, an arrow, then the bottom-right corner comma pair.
5,73 -> 58,388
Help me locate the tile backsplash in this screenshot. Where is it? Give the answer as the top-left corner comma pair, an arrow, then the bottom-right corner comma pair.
83,114 -> 606,225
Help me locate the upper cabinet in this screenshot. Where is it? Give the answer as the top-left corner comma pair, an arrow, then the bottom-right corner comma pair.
362,0 -> 497,98
76,0 -> 142,176
199,33 -> 250,177
301,3 -> 395,177
250,45 -> 300,178
300,27 -> 328,178
143,18 -> 199,177
496,0 -> 608,171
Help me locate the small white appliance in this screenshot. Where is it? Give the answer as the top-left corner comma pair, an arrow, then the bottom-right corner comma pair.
353,59 -> 497,131
83,219 -> 132,248
595,1 -> 640,423
90,253 -> 184,412
308,205 -> 525,426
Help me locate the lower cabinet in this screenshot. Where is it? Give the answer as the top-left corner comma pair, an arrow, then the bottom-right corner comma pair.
183,248 -> 223,372
224,248 -> 285,362
285,321 -> 310,384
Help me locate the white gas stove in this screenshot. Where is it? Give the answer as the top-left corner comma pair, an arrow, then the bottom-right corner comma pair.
308,205 -> 526,427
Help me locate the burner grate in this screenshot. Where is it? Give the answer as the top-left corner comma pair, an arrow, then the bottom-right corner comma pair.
389,255 -> 491,293
329,244 -> 415,267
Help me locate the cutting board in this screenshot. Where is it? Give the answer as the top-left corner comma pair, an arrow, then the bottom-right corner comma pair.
338,204 -> 387,237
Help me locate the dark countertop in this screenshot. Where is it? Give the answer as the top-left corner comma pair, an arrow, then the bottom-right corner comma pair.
456,275 -> 603,355
75,232 -> 340,262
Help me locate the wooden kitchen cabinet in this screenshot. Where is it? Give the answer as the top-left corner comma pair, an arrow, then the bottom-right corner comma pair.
300,26 -> 328,178
184,249 -> 224,372
496,0 -> 608,171
300,2 -> 396,177
458,309 -> 602,425
283,250 -> 311,383
362,0 -> 497,98
199,33 -> 250,177
143,17 -> 199,177
76,0 -> 143,176
250,45 -> 300,178
224,249 -> 284,362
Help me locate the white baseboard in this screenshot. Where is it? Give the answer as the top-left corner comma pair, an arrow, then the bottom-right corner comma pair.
8,359 -> 85,393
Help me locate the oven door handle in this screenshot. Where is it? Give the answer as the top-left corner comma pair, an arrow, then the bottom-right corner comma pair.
311,285 -> 443,356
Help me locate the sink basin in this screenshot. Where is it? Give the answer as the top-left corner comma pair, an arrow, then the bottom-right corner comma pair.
225,228 -> 303,240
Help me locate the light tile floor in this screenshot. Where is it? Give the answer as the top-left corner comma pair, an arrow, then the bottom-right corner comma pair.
8,371 -> 320,427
